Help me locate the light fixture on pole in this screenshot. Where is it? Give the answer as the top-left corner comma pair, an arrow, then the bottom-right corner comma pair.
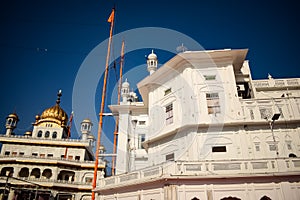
269,112 -> 281,156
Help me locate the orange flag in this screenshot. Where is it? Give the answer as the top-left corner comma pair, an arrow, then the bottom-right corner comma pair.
107,9 -> 115,23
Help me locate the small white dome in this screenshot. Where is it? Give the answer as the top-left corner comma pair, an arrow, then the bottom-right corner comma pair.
122,79 -> 130,88
147,50 -> 157,60
81,118 -> 93,125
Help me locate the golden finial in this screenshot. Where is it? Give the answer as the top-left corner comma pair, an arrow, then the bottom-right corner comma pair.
56,89 -> 62,105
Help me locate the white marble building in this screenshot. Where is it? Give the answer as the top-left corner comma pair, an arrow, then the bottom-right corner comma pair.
0,91 -> 106,200
95,48 -> 300,200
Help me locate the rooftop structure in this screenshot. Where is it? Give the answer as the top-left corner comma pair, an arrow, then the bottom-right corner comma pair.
95,49 -> 300,200
0,91 -> 106,200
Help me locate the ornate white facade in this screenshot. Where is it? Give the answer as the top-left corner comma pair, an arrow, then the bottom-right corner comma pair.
0,92 -> 106,200
96,49 -> 300,200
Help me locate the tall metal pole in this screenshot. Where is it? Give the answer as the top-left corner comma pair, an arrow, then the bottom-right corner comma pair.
111,40 -> 124,175
92,8 -> 115,200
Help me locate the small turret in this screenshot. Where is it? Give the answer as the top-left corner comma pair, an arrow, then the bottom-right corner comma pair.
121,79 -> 130,103
147,50 -> 158,75
81,118 -> 93,141
5,113 -> 19,136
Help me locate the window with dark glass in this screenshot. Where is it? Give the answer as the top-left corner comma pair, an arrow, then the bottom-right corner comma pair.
37,130 -> 42,137
52,131 -> 57,138
164,88 -> 172,96
166,153 -> 174,161
204,75 -> 216,80
165,103 -> 173,125
212,146 -> 226,152
138,134 -> 146,149
45,131 -> 50,138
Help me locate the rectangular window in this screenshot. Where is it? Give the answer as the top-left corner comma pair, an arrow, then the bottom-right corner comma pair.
287,142 -> 292,150
165,103 -> 173,125
47,154 -> 53,158
212,146 -> 227,152
269,144 -> 278,151
68,155 -> 73,160
4,151 -> 10,156
166,153 -> 174,161
85,177 -> 93,183
32,153 -> 38,156
138,134 -> 146,149
40,154 -> 45,158
164,88 -> 172,96
138,121 -> 146,125
204,75 -> 216,80
259,108 -> 272,119
255,144 -> 260,151
206,93 -> 220,114
12,152 -> 17,156
75,156 -> 80,161
19,152 -> 24,156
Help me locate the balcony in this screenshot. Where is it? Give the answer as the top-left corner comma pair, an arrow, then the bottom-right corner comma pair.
0,155 -> 105,168
0,176 -> 92,189
252,78 -> 300,90
98,157 -> 300,189
0,134 -> 90,147
240,96 -> 300,122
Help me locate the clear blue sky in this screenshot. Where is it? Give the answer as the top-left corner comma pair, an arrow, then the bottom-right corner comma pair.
0,0 -> 299,159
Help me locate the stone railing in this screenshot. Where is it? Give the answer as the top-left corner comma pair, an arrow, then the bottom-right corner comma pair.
101,165 -> 163,187
240,96 -> 300,122
252,78 -> 300,89
0,134 -> 89,144
3,176 -> 92,187
99,157 -> 300,188
0,155 -> 105,166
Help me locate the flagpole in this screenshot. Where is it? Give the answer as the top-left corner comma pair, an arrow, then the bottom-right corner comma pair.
92,8 -> 115,200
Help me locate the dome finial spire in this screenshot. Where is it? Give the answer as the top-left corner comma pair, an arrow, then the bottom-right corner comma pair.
56,89 -> 62,105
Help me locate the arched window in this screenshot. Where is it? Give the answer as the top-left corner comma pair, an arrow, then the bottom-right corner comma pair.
289,153 -> 297,158
19,167 -> 29,177
42,169 -> 52,179
58,170 -> 75,182
37,131 -> 42,137
260,196 -> 272,200
0,167 -> 13,177
52,131 -> 57,138
7,119 -> 12,125
45,131 -> 50,138
30,168 -> 41,178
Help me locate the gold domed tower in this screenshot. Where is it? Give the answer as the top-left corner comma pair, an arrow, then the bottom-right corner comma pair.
32,90 -> 69,139
36,90 -> 68,127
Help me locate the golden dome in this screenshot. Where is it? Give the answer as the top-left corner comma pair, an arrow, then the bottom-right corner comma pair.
7,113 -> 19,120
40,104 -> 68,125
